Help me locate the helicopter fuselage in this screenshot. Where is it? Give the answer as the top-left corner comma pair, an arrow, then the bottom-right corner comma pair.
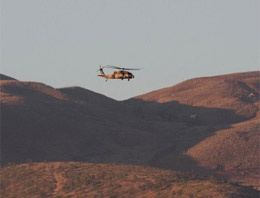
99,68 -> 134,81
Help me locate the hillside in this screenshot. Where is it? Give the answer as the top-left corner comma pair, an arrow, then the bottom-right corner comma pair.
1,75 -> 243,171
136,71 -> 259,118
0,79 -> 154,166
186,112 -> 260,188
1,71 -> 259,190
136,71 -> 260,188
1,162 -> 258,198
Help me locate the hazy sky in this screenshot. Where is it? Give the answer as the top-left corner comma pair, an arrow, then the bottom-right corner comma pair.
1,0 -> 259,100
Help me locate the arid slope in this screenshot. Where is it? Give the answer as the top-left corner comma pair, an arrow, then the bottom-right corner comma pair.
1,71 -> 259,189
0,79 -> 155,165
1,162 -> 258,198
136,71 -> 259,118
136,71 -> 260,188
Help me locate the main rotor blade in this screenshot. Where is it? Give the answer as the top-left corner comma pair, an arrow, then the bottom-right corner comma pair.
103,65 -> 121,69
103,65 -> 142,70
122,68 -> 142,71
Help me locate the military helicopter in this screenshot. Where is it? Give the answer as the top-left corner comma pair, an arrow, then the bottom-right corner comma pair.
97,65 -> 141,81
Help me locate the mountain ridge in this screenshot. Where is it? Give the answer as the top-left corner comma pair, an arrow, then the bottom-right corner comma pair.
0,71 -> 259,190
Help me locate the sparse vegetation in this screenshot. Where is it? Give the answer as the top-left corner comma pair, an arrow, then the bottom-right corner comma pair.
1,163 -> 56,197
1,162 -> 259,198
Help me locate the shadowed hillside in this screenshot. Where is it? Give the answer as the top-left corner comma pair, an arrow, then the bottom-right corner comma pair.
1,71 -> 259,190
1,162 -> 259,198
1,80 -> 153,165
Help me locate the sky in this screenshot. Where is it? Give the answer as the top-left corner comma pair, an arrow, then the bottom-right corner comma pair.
1,0 -> 259,100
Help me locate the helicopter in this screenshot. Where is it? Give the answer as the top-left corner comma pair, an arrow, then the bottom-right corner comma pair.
97,65 -> 141,81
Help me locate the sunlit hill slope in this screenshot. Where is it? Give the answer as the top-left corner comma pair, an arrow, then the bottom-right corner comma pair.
1,162 -> 259,198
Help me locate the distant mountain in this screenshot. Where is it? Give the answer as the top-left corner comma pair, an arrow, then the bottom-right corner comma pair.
1,71 -> 259,189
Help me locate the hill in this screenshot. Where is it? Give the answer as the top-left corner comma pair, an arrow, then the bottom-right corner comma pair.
1,162 -> 258,198
1,71 -> 259,190
0,78 -> 151,166
0,75 -> 243,170
136,71 -> 259,118
135,71 -> 260,188
0,74 -> 17,81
